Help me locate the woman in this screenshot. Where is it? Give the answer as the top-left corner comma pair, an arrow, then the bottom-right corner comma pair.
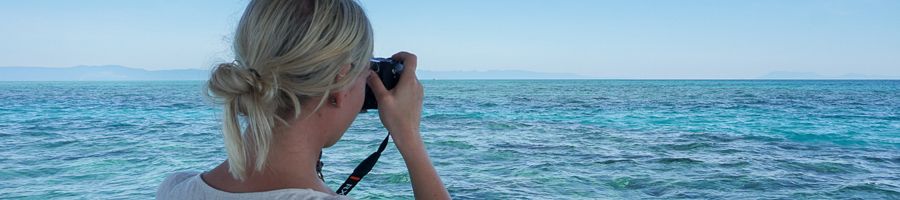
156,0 -> 450,199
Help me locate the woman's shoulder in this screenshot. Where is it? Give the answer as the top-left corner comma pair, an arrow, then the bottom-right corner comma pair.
156,171 -> 352,200
161,171 -> 201,186
156,171 -> 202,199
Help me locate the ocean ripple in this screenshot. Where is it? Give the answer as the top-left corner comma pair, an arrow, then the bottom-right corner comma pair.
1,80 -> 899,199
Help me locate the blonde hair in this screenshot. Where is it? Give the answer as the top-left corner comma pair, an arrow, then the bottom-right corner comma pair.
204,0 -> 373,181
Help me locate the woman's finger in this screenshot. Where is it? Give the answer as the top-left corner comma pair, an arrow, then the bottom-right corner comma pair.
367,70 -> 390,99
391,52 -> 418,84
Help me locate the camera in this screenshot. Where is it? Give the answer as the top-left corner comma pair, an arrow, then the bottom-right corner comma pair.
361,58 -> 404,111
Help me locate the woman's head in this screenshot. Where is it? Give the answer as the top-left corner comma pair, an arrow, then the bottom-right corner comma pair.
205,0 -> 373,181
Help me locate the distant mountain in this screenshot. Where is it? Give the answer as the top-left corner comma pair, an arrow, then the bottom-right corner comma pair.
0,65 -> 209,81
0,66 -> 595,81
759,71 -> 900,80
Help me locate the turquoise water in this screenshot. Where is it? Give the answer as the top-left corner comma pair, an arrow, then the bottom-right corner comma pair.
1,80 -> 899,199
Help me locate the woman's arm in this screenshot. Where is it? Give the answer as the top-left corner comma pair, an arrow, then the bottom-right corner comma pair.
392,130 -> 450,200
366,52 -> 451,199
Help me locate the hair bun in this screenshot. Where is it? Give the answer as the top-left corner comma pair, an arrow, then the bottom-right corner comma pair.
207,62 -> 264,98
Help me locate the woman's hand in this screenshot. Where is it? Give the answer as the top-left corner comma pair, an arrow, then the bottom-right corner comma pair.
365,51 -> 450,199
366,51 -> 424,142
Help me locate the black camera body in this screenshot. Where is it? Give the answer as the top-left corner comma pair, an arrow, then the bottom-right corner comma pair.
361,58 -> 404,111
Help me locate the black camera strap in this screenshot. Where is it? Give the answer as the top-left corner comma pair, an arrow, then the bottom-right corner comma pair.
335,133 -> 391,195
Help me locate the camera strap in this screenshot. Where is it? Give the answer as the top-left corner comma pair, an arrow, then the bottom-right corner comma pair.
335,133 -> 391,195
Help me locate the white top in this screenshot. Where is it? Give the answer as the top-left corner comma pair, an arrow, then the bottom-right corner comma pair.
156,171 -> 352,200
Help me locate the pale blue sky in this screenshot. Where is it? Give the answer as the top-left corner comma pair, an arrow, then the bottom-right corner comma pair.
1,0 -> 899,78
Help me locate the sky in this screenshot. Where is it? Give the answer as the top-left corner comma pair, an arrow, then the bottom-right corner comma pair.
1,0 -> 899,79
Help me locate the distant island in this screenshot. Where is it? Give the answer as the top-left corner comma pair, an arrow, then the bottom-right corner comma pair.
757,71 -> 900,80
0,65 -> 594,81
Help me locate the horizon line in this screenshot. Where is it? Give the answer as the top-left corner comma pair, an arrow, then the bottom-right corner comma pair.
2,65 -> 899,80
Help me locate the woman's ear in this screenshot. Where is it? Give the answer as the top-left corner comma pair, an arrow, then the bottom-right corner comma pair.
329,64 -> 352,108
329,91 -> 346,108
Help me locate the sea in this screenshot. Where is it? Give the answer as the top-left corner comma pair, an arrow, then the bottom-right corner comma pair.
0,80 -> 898,199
